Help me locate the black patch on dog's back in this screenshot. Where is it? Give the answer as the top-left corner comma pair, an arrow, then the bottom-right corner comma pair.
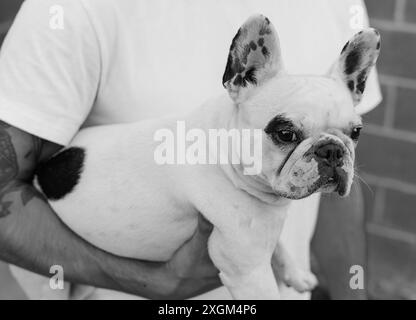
35,147 -> 85,200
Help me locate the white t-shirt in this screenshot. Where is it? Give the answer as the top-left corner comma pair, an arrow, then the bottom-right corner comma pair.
1,0 -> 380,300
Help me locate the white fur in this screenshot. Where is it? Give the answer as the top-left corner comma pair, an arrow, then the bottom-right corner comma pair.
39,17 -> 380,299
47,83 -> 351,299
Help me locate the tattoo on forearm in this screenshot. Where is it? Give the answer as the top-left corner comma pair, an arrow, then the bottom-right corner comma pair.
24,136 -> 43,162
0,120 -> 10,128
4,181 -> 44,204
0,182 -> 44,217
0,121 -> 17,217
0,122 -> 18,190
0,200 -> 12,217
0,121 -> 44,217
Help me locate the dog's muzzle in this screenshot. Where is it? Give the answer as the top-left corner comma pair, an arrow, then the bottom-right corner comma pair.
312,141 -> 349,196
273,134 -> 354,199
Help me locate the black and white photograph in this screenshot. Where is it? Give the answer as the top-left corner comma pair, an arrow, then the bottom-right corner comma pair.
0,0 -> 415,306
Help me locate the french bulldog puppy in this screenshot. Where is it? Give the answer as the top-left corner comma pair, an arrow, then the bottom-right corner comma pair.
34,15 -> 380,299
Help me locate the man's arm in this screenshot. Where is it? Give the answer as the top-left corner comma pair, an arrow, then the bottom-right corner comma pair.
0,121 -> 220,299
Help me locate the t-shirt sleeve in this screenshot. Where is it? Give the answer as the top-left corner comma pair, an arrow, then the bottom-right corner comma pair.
0,0 -> 100,145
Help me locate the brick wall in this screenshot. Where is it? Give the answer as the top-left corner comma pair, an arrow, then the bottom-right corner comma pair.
363,0 -> 416,299
0,0 -> 415,300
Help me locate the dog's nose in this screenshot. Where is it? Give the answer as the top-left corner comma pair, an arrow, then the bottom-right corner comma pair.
314,143 -> 344,167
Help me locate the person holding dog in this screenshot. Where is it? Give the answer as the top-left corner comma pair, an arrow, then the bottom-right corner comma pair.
0,0 -> 380,299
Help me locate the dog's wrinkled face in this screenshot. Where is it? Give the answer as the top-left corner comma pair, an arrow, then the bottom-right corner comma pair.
223,15 -> 380,199
257,76 -> 360,199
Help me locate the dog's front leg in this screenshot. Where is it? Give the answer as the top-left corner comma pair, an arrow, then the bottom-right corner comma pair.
272,241 -> 318,293
208,227 -> 280,300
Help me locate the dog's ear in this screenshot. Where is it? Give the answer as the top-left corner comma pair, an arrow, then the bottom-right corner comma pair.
222,15 -> 284,103
329,28 -> 381,106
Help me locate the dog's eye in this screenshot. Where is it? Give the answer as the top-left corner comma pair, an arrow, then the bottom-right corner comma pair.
277,129 -> 298,143
350,126 -> 362,141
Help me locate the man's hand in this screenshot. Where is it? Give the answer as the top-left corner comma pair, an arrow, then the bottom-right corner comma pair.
164,214 -> 221,298
0,120 -> 220,299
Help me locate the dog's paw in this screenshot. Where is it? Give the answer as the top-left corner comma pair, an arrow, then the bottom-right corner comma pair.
282,268 -> 318,293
